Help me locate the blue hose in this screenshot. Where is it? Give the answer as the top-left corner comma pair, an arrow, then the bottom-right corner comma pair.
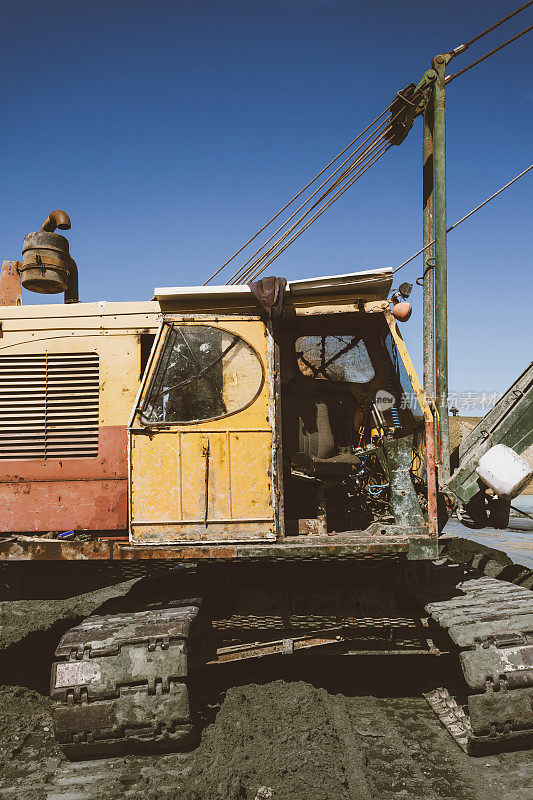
368,482 -> 389,496
384,362 -> 401,429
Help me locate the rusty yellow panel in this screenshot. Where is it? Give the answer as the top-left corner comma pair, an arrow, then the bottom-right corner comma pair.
0,300 -> 160,333
205,433 -> 231,520
179,434 -> 203,522
229,431 -> 272,520
129,316 -> 276,543
0,332 -> 143,428
99,336 -> 143,426
291,297 -> 388,315
131,521 -> 274,543
131,433 -> 181,522
180,433 -> 230,521
0,300 -> 161,431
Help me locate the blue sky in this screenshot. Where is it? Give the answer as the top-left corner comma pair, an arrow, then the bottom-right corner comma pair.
1,0 -> 531,402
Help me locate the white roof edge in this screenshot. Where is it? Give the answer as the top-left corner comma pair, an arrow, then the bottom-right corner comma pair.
154,285 -> 252,301
288,267 -> 392,297
155,267 -> 393,303
289,267 -> 392,286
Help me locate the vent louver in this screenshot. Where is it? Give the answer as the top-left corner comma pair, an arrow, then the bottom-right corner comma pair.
0,353 -> 99,459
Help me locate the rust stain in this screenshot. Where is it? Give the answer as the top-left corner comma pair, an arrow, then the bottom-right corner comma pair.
0,261 -> 22,307
0,537 -> 114,561
0,531 -> 414,561
0,426 -> 127,483
0,427 -> 128,533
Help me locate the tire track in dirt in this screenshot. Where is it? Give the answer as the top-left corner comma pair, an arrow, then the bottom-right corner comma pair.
327,693 -> 375,799
0,754 -> 193,800
324,690 -> 476,800
344,695 -> 476,800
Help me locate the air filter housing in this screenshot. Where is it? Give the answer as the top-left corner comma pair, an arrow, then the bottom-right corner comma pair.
20,230 -> 71,293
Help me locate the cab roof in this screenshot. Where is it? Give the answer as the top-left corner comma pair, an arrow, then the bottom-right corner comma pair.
154,267 -> 393,305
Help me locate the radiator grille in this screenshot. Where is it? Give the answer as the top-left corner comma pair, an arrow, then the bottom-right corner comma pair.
0,353 -> 99,459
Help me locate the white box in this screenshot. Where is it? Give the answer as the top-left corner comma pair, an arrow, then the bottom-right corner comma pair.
476,444 -> 533,498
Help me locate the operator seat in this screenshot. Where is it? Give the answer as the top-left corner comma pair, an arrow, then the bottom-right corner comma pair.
282,374 -> 360,480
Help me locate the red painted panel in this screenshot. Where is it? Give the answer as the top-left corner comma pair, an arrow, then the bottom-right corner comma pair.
0,479 -> 127,533
0,426 -> 128,532
0,426 -> 127,482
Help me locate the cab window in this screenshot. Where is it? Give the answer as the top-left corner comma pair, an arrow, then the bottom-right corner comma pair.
141,324 -> 263,424
295,335 -> 375,384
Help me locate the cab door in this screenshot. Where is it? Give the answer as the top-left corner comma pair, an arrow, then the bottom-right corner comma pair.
129,317 -> 277,543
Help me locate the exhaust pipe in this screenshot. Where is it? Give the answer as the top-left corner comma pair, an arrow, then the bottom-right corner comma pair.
65,258 -> 79,304
40,210 -> 71,233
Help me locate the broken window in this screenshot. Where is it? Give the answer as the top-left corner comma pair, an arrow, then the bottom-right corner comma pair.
142,324 -> 263,424
295,335 -> 375,384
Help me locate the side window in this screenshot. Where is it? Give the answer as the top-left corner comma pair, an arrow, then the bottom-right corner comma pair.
141,325 -> 264,424
139,333 -> 156,379
295,335 -> 375,384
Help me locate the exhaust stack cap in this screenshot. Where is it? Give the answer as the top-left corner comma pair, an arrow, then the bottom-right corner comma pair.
40,210 -> 71,233
20,210 -> 72,294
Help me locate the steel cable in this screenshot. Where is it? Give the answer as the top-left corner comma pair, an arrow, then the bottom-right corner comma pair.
244,142 -> 392,283
226,118 -> 392,285
248,143 -> 392,281
231,135 -> 391,285
204,4 -> 533,287
233,139 -> 390,285
448,0 -> 533,57
446,23 -> 533,83
510,504 -> 533,520
203,105 -> 391,285
225,114 -> 399,285
222,164 -> 532,296
226,101 -> 410,285
393,164 -> 533,275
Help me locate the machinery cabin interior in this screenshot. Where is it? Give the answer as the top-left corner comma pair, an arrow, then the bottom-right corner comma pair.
279,310 -> 423,536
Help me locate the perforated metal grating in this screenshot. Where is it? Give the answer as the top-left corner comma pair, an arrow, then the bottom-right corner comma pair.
0,352 -> 99,459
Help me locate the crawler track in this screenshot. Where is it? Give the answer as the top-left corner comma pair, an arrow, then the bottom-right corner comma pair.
51,601 -> 201,759
423,574 -> 533,753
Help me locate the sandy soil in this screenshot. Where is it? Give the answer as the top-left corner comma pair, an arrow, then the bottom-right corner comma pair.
0,583 -> 532,800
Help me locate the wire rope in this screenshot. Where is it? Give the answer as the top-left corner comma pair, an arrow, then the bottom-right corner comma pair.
225,117 -> 392,285
238,142 -> 391,284
448,0 -> 533,57
393,164 -> 533,274
244,142 -> 392,283
203,3 -> 533,286
226,102 -> 410,285
203,105 -> 391,285
510,504 -> 533,520
446,23 -> 533,83
234,137 -> 391,284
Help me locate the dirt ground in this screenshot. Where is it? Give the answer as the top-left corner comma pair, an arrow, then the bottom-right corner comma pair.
0,580 -> 532,800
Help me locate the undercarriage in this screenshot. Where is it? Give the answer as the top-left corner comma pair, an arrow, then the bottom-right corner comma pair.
49,559 -> 533,759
